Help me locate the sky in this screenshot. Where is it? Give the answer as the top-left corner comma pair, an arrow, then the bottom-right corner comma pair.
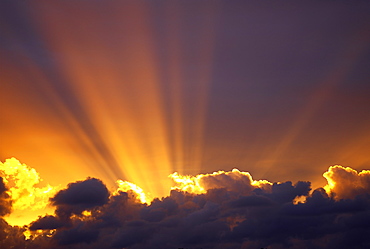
0,0 -> 370,248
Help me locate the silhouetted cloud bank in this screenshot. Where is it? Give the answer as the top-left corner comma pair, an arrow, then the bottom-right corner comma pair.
1,166 -> 370,249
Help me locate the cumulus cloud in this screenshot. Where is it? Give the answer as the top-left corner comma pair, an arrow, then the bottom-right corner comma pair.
324,165 -> 370,200
0,158 -> 58,211
29,215 -> 66,231
50,177 -> 110,219
0,158 -> 59,226
169,168 -> 272,195
1,160 -> 370,249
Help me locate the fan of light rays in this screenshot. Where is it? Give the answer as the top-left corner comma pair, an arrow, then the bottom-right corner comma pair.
4,1 -> 221,198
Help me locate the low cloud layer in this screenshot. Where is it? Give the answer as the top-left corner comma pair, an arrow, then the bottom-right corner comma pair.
1,159 -> 370,249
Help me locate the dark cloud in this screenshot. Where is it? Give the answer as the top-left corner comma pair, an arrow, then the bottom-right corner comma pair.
0,165 -> 369,249
29,215 -> 66,230
230,194 -> 274,207
0,177 -> 11,217
262,181 -> 311,203
53,220 -> 99,246
19,168 -> 370,249
0,177 -> 6,194
51,177 -> 109,219
111,223 -> 154,248
0,219 -> 26,249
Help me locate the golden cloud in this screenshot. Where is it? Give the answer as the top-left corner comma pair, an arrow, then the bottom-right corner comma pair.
323,165 -> 370,199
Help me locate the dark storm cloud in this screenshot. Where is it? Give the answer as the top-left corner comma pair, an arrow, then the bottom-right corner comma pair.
230,194 -> 274,207
229,188 -> 370,248
29,215 -> 66,231
53,220 -> 99,246
262,181 -> 311,203
51,178 -> 109,219
16,167 -> 370,249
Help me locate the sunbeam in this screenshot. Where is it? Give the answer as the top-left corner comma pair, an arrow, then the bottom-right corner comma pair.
1,1 -> 369,248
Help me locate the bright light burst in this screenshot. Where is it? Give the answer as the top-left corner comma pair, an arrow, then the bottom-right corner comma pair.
0,158 -> 59,226
0,2 -> 220,200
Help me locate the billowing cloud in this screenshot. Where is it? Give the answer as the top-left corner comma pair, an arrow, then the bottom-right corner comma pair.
51,177 -> 110,220
1,160 -> 370,248
115,180 -> 148,204
169,168 -> 272,195
0,158 -> 59,226
0,158 -> 58,211
324,165 -> 370,200
29,215 -> 65,231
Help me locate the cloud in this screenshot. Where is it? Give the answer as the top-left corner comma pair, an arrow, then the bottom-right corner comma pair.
0,176 -> 27,248
169,168 -> 272,195
324,165 -> 370,200
0,158 -> 59,226
115,180 -> 148,204
0,177 -> 11,217
51,177 -> 110,219
2,161 -> 370,248
0,220 -> 26,249
29,215 -> 66,230
53,220 -> 100,246
0,158 -> 58,211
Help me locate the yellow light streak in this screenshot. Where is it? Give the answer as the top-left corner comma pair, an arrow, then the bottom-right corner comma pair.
0,1 -> 221,200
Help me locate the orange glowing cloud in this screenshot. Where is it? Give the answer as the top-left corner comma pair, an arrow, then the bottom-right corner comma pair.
323,165 -> 370,199
169,168 -> 272,195
115,180 -> 149,204
0,158 -> 59,226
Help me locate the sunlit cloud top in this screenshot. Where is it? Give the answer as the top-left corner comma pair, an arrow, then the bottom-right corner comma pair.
0,158 -> 59,226
169,168 -> 272,195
